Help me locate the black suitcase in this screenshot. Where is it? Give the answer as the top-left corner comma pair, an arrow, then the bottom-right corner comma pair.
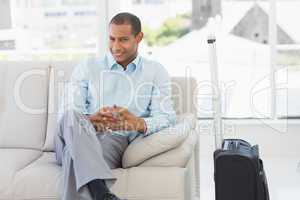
214,139 -> 270,200
207,35 -> 270,200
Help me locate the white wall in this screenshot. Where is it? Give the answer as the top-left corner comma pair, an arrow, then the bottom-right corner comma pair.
199,120 -> 300,157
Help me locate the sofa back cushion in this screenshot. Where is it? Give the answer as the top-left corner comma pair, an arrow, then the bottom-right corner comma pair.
171,77 -> 197,115
0,62 -> 49,149
44,61 -> 198,151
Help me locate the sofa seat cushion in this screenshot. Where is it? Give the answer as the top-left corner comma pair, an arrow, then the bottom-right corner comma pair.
12,152 -> 188,200
0,149 -> 42,199
112,167 -> 187,200
139,129 -> 198,167
12,152 -> 63,200
122,113 -> 196,168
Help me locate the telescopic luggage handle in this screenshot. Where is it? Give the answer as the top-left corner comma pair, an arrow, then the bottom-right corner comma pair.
207,34 -> 223,150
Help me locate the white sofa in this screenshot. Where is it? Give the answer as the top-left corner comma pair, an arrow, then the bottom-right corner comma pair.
0,61 -> 199,200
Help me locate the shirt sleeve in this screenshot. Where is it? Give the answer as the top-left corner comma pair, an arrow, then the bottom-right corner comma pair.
142,64 -> 177,136
57,61 -> 89,121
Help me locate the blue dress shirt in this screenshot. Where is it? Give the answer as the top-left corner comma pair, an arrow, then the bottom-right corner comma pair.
61,53 -> 176,142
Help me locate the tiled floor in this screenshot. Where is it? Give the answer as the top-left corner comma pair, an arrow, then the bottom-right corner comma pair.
199,156 -> 300,200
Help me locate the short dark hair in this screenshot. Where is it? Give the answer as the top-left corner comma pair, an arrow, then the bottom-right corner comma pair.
110,12 -> 141,36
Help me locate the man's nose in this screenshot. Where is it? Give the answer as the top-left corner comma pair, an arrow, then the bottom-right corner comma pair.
112,41 -> 122,51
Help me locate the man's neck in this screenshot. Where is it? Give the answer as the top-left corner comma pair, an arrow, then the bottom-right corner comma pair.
118,53 -> 138,70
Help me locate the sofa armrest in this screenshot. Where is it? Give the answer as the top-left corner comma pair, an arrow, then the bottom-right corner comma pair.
122,113 -> 196,168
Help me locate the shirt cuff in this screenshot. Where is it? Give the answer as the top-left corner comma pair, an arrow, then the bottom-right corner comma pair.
143,117 -> 159,136
143,119 -> 148,136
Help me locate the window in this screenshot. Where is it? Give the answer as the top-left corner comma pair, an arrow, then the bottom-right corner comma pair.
0,0 -> 101,61
62,0 -> 97,6
1,0 -> 299,119
275,0 -> 300,118
121,0 -> 300,119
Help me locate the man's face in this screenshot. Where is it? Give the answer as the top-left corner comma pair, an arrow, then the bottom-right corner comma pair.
109,23 -> 143,67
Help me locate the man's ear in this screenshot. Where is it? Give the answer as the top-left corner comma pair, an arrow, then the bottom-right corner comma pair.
136,32 -> 143,43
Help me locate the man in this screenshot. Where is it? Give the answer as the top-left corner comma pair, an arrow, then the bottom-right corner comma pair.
54,12 -> 176,200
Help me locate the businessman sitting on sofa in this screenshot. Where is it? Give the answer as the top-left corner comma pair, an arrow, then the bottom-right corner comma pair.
54,12 -> 176,200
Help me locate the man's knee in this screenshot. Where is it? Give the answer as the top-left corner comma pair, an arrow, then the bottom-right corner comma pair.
59,109 -> 83,127
59,109 -> 95,136
61,109 -> 81,120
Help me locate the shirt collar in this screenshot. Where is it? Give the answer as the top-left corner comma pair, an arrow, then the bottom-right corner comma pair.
107,53 -> 141,71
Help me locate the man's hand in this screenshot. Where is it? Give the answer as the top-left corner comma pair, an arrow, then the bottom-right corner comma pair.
108,106 -> 146,133
87,106 -> 120,132
88,105 -> 146,133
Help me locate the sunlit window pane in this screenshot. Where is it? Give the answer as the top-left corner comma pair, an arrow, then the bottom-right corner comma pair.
0,0 -> 98,61
276,0 -> 300,118
125,0 -> 272,118
0,0 -> 298,119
